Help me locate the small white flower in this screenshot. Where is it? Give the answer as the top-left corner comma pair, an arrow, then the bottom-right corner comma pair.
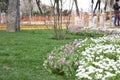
100,55 -> 104,59
109,68 -> 113,71
116,48 -> 120,54
96,57 -> 99,60
95,73 -> 103,79
105,72 -> 116,77
115,71 -> 120,74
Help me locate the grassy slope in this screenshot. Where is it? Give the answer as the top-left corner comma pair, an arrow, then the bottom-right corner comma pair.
0,29 -> 103,80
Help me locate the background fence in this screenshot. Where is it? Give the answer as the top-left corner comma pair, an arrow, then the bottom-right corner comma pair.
0,12 -> 114,30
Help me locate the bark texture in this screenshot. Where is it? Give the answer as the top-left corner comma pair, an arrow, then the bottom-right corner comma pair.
7,0 -> 20,32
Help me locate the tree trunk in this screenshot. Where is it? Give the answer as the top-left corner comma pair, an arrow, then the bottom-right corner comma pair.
93,0 -> 101,13
91,0 -> 94,13
36,0 -> 43,15
104,0 -> 107,12
74,0 -> 79,16
6,0 -> 20,32
0,10 -> 1,24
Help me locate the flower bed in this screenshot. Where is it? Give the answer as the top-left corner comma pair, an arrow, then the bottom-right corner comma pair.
43,34 -> 120,80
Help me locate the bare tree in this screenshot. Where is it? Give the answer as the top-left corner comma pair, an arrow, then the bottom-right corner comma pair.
0,0 -> 8,23
52,0 -> 80,39
93,0 -> 101,13
53,0 -> 64,40
6,0 -> 20,32
36,0 -> 43,15
91,0 -> 94,13
28,0 -> 33,24
74,0 -> 79,16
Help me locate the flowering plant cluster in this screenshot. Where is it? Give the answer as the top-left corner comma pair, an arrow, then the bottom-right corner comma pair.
43,34 -> 120,80
76,34 -> 120,80
43,39 -> 86,78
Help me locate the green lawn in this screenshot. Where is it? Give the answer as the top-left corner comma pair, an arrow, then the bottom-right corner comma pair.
0,29 -> 104,80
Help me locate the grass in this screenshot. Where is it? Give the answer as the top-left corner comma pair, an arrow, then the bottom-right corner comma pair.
0,29 -> 104,80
